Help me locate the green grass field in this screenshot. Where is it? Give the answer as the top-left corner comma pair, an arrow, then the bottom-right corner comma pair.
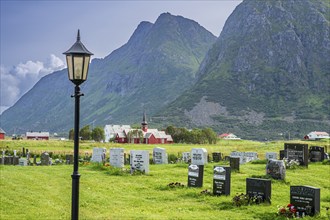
0,139 -> 329,219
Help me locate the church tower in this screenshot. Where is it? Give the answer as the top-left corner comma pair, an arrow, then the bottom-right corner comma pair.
141,111 -> 148,132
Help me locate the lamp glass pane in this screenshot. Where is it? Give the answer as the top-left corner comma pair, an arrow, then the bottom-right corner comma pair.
73,56 -> 83,80
66,55 -> 73,80
83,56 -> 91,80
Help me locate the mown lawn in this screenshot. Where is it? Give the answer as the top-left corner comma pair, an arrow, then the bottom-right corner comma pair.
0,139 -> 329,219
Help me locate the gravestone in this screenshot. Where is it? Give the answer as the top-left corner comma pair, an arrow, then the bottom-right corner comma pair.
246,178 -> 271,203
22,147 -> 25,157
130,150 -> 149,174
19,158 -> 28,166
1,151 -> 4,165
309,146 -> 325,162
265,152 -> 278,160
266,159 -> 286,180
40,152 -> 50,166
182,152 -> 190,163
14,150 -> 17,157
109,148 -> 124,168
66,155 -> 73,164
230,157 -> 240,171
153,147 -> 168,164
5,156 -> 13,165
213,166 -> 231,196
279,150 -> 286,160
230,151 -> 258,164
33,155 -> 37,165
284,143 -> 308,167
13,156 -> 19,165
191,148 -> 207,165
187,164 -> 204,187
290,186 -> 320,217
212,152 -> 222,162
91,148 -> 104,163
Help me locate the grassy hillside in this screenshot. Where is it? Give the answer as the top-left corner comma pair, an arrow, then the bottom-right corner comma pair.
1,139 -> 329,219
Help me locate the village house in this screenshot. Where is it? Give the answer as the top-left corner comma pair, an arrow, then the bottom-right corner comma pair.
304,131 -> 330,141
26,131 -> 50,140
0,128 -> 6,140
104,124 -> 131,142
110,112 -> 173,144
218,133 -> 241,140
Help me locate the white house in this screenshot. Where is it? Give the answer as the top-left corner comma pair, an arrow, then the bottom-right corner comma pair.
104,125 -> 131,142
218,133 -> 241,140
304,131 -> 330,140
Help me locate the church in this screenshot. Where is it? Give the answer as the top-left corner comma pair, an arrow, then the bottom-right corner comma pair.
108,112 -> 173,144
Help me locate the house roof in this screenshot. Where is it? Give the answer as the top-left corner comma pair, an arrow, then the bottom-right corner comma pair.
309,131 -> 329,136
0,128 -> 5,134
26,131 -> 49,137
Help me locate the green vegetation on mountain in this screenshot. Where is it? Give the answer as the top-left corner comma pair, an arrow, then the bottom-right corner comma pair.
157,0 -> 330,140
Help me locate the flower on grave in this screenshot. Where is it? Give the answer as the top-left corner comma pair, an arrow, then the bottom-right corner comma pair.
277,203 -> 297,218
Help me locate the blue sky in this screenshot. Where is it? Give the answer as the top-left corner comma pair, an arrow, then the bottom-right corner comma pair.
0,0 -> 242,113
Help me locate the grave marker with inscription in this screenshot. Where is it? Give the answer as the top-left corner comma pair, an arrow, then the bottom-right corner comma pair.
290,186 -> 320,217
130,150 -> 149,174
212,152 -> 222,162
309,146 -> 325,162
265,152 -> 278,160
40,152 -> 50,166
109,148 -> 124,168
182,152 -> 190,163
191,148 -> 207,165
230,157 -> 240,171
213,166 -> 230,196
91,148 -> 105,163
187,164 -> 204,187
246,178 -> 271,203
284,143 -> 308,167
153,147 -> 168,164
266,159 -> 286,180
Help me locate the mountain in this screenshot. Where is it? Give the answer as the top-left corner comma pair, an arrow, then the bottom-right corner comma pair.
1,13 -> 217,135
157,0 -> 330,140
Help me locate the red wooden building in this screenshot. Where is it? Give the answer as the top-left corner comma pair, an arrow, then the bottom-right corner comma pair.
114,112 -> 173,144
0,128 -> 5,140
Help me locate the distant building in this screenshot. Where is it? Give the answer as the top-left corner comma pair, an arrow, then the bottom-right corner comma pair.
26,131 -> 50,140
0,128 -> 5,140
304,131 -> 330,140
113,112 -> 173,144
104,124 -> 131,142
218,133 -> 241,140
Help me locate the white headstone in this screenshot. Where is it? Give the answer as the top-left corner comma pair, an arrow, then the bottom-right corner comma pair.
109,148 -> 124,168
153,147 -> 168,164
91,147 -> 104,163
130,150 -> 149,174
230,151 -> 258,164
266,152 -> 278,160
14,150 -> 17,157
191,148 -> 208,165
182,152 -> 190,163
19,158 -> 28,166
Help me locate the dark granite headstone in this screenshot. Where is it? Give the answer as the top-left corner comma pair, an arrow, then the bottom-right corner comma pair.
40,152 -> 50,166
230,157 -> 240,171
309,146 -> 325,162
284,143 -> 308,167
4,156 -> 13,165
212,153 -> 222,162
187,164 -> 204,187
246,178 -> 271,203
33,155 -> 37,165
13,156 -> 19,165
290,186 -> 320,217
213,166 -> 230,196
66,154 -> 74,164
280,150 -> 286,160
266,159 -> 286,180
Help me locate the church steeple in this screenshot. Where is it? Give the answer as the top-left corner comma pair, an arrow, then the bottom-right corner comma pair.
141,111 -> 148,132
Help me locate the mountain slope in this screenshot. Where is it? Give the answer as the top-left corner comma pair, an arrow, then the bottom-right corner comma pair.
158,0 -> 330,140
1,13 -> 216,134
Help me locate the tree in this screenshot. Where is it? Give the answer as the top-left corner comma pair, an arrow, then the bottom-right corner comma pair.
92,127 -> 105,142
69,128 -> 74,140
202,128 -> 218,144
80,125 -> 91,140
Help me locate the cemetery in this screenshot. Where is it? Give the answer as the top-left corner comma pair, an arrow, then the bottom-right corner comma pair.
0,139 -> 329,219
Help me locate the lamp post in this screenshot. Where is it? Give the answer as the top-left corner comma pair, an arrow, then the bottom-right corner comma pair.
63,29 -> 93,220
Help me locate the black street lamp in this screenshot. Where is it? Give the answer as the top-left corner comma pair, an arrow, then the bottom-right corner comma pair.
63,29 -> 93,220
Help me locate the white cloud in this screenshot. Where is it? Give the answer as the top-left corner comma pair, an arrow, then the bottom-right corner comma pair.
0,54 -> 65,114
